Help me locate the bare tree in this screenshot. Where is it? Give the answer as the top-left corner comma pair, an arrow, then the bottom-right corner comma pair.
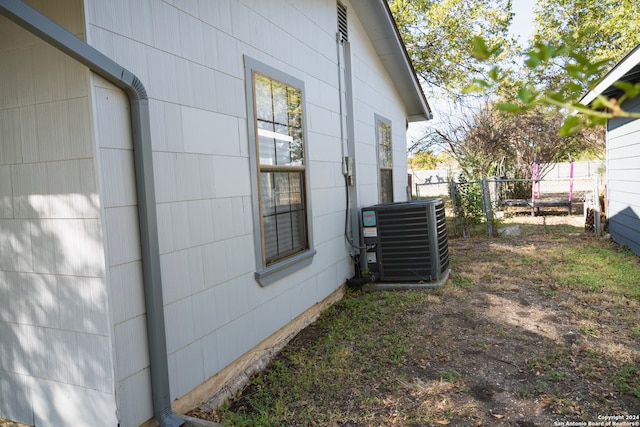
419,99 -> 604,182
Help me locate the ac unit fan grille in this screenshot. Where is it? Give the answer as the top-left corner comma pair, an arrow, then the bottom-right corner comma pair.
435,202 -> 450,274
377,206 -> 434,281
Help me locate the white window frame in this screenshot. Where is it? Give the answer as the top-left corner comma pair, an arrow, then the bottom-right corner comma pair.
376,114 -> 393,203
244,56 -> 315,286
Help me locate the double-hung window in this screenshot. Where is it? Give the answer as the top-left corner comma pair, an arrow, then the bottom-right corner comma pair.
245,57 -> 314,285
376,115 -> 393,203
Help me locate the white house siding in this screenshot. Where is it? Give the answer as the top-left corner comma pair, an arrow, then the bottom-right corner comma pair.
89,75 -> 153,427
82,0 -> 415,425
348,9 -> 410,207
606,95 -> 640,255
0,0 -> 415,425
0,1 -> 118,426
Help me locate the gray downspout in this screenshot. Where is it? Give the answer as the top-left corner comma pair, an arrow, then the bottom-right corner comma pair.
0,1 -> 184,426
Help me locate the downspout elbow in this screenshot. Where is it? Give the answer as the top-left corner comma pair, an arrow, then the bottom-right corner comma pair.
0,2 -> 183,426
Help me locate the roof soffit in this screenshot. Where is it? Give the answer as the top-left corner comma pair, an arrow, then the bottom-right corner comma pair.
349,0 -> 432,121
581,44 -> 640,105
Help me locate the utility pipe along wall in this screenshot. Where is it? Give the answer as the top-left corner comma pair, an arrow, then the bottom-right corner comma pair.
0,1 -> 183,426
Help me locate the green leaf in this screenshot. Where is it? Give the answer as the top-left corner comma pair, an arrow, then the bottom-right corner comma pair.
462,84 -> 485,94
565,64 -> 584,79
537,44 -> 554,61
488,66 -> 500,81
590,95 -> 611,111
546,92 -> 564,102
572,52 -> 591,66
565,82 -> 585,96
525,54 -> 541,68
496,103 -> 522,113
577,26 -> 597,38
463,78 -> 492,93
471,36 -> 491,60
559,116 -> 583,136
613,81 -> 640,99
517,87 -> 533,103
586,116 -> 607,127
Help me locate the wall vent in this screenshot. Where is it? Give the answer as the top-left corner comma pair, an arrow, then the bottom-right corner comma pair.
337,3 -> 348,42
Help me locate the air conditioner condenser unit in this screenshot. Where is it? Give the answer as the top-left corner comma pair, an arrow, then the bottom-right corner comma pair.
358,199 -> 450,289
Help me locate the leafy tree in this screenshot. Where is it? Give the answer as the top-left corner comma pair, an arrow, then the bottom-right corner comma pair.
467,0 -> 640,134
391,0 -> 639,187
389,0 -> 518,95
453,172 -> 485,236
531,0 -> 640,94
407,149 -> 446,170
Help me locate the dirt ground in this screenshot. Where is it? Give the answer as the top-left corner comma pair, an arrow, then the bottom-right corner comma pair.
191,214 -> 639,426
405,234 -> 639,426
396,214 -> 638,426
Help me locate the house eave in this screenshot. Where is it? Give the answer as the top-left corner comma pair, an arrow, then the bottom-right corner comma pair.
350,0 -> 432,122
581,43 -> 640,106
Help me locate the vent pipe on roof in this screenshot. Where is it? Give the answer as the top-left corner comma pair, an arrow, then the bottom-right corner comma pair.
0,1 -> 183,426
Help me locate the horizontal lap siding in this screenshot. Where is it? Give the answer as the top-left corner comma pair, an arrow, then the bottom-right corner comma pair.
85,1 -> 364,425
0,1 -> 118,426
348,16 -> 410,207
607,97 -> 640,255
82,0 -> 416,424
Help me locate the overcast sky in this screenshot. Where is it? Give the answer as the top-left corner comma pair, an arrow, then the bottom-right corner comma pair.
509,0 -> 536,45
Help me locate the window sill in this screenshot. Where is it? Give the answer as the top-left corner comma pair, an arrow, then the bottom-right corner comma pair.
255,249 -> 316,286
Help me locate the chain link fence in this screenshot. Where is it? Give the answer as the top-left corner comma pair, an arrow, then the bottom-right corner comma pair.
415,175 -> 604,238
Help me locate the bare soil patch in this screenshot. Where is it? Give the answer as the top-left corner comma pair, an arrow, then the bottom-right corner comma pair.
190,217 -> 640,426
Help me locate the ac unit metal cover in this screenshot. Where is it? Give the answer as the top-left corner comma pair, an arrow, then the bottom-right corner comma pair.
360,199 -> 449,284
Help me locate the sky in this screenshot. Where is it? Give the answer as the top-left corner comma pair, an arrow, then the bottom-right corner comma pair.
509,0 -> 536,46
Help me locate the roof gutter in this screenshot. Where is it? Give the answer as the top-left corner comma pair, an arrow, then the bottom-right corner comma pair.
0,1 -> 183,426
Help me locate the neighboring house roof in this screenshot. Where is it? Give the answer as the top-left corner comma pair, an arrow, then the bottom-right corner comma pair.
581,43 -> 640,105
351,0 -> 432,122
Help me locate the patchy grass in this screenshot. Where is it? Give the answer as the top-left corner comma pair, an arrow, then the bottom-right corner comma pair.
189,217 -> 640,426
554,244 -> 640,297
